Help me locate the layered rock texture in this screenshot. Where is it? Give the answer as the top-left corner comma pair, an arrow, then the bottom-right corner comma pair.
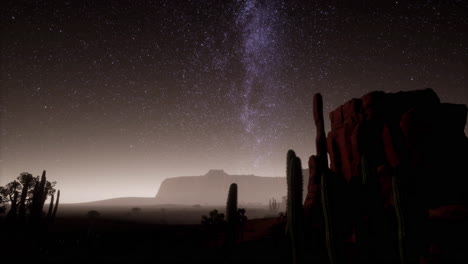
155,169 -> 309,205
304,89 -> 468,263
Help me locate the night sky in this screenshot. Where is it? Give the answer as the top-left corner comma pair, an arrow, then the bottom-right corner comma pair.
1,1 -> 467,202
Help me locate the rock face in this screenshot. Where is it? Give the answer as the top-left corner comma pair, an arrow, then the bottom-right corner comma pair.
305,88 -> 468,263
326,88 -> 467,211
155,169 -> 310,205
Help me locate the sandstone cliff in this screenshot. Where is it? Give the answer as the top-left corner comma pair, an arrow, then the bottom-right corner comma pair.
303,89 -> 468,263
155,169 -> 309,205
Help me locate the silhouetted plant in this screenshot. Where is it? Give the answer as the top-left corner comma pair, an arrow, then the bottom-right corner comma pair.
226,184 -> 238,223
269,197 -> 279,213
85,210 -> 101,246
286,150 -> 305,264
0,187 -> 6,215
87,210 -> 101,219
6,189 -> 19,221
29,171 -> 57,224
0,170 -> 57,224
51,190 -> 60,220
46,194 -> 55,220
1,180 -> 20,222
237,208 -> 248,240
237,208 -> 247,224
17,173 -> 34,222
226,183 -> 238,246
30,171 -> 47,222
321,170 -> 336,264
131,207 -> 142,214
201,209 -> 225,226
392,165 -> 407,264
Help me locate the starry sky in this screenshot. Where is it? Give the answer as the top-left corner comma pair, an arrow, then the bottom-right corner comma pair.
1,1 -> 467,202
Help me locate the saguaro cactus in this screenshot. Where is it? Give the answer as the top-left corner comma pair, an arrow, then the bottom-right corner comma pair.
321,170 -> 336,264
286,150 -> 304,264
304,93 -> 329,214
52,190 -> 60,219
313,93 -> 328,168
269,198 -> 279,213
38,171 -> 48,213
226,183 -> 238,246
393,166 -> 406,264
46,194 -> 55,220
30,170 -> 47,222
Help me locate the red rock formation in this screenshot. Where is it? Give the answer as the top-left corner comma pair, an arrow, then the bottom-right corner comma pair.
306,88 -> 467,263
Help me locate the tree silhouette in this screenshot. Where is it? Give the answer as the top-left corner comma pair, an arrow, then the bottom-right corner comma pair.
0,171 -> 57,223
0,187 -> 6,214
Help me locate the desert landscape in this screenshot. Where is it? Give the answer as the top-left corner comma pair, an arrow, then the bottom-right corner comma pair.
2,89 -> 467,263
2,1 -> 467,263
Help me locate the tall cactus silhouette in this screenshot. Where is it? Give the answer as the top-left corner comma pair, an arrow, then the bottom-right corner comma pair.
286,150 -> 304,264
51,190 -> 60,220
226,183 -> 238,247
304,93 -> 328,217
313,93 -> 328,168
30,170 -> 47,223
393,166 -> 406,264
47,194 -> 55,220
269,197 -> 279,213
321,170 -> 336,264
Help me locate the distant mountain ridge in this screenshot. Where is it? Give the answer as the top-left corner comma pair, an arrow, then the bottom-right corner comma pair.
155,169 -> 309,205
65,197 -> 161,207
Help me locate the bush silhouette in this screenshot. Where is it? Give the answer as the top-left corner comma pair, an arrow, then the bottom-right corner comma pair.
87,210 -> 101,219
131,207 -> 142,214
201,209 -> 225,226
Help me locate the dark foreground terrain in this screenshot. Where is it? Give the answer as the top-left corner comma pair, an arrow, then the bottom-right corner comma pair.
2,204 -> 468,263
1,210 -> 289,263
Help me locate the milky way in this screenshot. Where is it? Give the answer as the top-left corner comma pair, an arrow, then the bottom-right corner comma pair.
1,1 -> 467,202
234,0 -> 287,168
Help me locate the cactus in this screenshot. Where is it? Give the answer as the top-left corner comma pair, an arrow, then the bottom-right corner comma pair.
321,169 -> 336,264
30,170 -> 47,223
38,171 -> 49,213
313,93 -> 328,168
286,150 -> 304,264
226,183 -> 238,247
269,197 -> 279,213
393,166 -> 406,264
51,190 -> 60,220
360,156 -> 370,185
305,94 -> 328,215
226,183 -> 238,225
46,194 -> 55,220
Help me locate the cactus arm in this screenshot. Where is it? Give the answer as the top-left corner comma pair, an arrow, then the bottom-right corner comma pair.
286,150 -> 305,264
